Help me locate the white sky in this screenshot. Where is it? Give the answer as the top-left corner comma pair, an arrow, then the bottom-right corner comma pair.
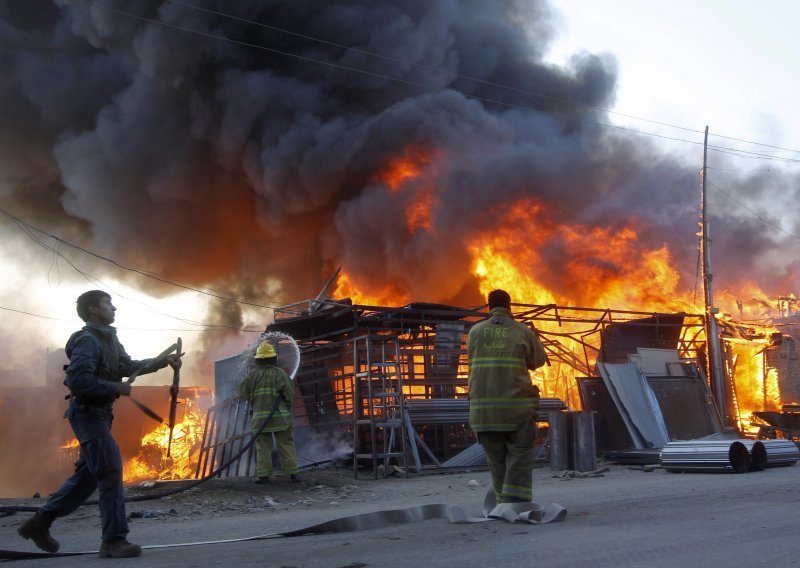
0,238 -> 260,385
545,0 -> 800,156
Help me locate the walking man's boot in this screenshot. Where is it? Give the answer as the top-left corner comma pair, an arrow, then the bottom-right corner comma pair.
99,538 -> 142,558
17,510 -> 59,553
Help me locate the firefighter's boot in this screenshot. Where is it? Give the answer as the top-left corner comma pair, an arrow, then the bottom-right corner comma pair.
17,510 -> 59,553
99,538 -> 142,558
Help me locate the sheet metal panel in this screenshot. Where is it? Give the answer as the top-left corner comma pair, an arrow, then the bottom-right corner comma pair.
598,362 -> 669,449
577,376 -> 634,452
646,376 -> 722,440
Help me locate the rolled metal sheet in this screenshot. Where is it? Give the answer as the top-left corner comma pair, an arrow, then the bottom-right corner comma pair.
738,440 -> 767,471
660,440 -> 750,473
759,439 -> 800,467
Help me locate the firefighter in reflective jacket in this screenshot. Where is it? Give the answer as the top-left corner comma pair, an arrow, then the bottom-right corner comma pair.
239,341 -> 301,484
467,289 -> 547,503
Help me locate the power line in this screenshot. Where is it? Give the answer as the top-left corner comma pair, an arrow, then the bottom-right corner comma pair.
708,132 -> 800,156
707,164 -> 799,173
165,0 -> 708,137
0,208 -> 281,310
100,4 -> 800,164
708,180 -> 800,241
0,305 -> 265,333
0,305 -> 63,322
706,145 -> 800,164
163,0 -> 800,159
5,214 -> 221,327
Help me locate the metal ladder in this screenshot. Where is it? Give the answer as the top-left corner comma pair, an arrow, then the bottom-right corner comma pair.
353,335 -> 408,478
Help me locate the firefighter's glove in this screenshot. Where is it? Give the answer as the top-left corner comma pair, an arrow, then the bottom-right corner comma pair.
117,382 -> 133,397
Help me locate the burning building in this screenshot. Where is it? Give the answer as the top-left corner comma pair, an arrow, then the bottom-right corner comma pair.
198,289 -> 800,478
1,2 -> 799,488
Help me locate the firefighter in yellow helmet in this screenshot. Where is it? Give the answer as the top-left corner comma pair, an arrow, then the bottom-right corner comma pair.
238,341 -> 300,484
467,289 -> 546,503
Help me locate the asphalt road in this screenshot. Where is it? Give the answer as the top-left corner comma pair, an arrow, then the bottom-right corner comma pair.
2,463 -> 799,567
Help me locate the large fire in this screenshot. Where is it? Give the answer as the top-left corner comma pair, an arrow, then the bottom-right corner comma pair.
57,397 -> 207,485
123,400 -> 205,483
375,147 -> 439,233
332,155 -> 797,437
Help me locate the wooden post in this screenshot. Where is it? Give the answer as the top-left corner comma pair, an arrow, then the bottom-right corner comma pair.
572,411 -> 597,472
549,411 -> 568,471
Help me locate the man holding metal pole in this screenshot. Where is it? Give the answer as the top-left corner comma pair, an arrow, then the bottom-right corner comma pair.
17,290 -> 182,558
467,289 -> 547,503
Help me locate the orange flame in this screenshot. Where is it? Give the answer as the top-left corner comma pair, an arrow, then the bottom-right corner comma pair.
374,146 -> 439,233
728,338 -> 784,434
467,199 -> 698,313
333,271 -> 410,306
123,401 -> 205,483
333,183 -> 793,431
375,146 -> 434,192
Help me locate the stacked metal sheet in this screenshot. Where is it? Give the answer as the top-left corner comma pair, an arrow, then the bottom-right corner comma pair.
404,398 -> 471,425
660,440 -> 751,473
404,398 -> 566,425
760,439 -> 800,467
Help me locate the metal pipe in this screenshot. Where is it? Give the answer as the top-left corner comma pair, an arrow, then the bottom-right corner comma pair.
738,440 -> 767,471
660,440 -> 750,473
760,439 -> 800,467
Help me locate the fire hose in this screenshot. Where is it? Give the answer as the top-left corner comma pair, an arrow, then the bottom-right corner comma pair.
0,482 -> 566,560
0,394 -> 287,519
0,393 -> 567,560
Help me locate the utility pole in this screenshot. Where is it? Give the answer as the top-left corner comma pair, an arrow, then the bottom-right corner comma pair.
700,125 -> 731,427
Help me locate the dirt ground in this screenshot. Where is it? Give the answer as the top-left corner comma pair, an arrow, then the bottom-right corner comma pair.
0,461 -> 618,535
3,461 -> 800,567
121,467 -> 458,521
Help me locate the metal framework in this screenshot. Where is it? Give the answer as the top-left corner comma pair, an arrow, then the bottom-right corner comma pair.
196,300 -> 707,478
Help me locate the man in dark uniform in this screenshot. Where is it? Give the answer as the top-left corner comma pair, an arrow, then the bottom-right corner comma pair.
467,289 -> 547,503
17,290 -> 182,558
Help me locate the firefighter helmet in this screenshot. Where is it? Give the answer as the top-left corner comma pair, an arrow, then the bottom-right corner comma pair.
254,342 -> 277,359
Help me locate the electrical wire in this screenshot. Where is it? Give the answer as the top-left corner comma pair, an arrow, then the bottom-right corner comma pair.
0,306 -> 64,321
0,304 -> 264,333
707,164 -> 799,173
98,4 -> 800,164
0,208 -> 281,310
165,0 -> 707,137
0,209 -> 278,331
164,0 -> 800,158
707,180 -> 800,241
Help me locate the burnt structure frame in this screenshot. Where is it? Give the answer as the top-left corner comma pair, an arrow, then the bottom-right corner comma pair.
197,300 -> 706,477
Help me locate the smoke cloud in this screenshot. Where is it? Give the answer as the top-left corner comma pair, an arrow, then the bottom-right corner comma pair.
2,0 -> 800,497
1,0 -> 797,331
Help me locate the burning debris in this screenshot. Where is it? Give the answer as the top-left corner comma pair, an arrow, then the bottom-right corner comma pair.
124,397 -> 207,483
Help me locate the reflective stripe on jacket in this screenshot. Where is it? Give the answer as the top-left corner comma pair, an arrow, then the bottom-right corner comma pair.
467,307 -> 546,432
239,364 -> 294,432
